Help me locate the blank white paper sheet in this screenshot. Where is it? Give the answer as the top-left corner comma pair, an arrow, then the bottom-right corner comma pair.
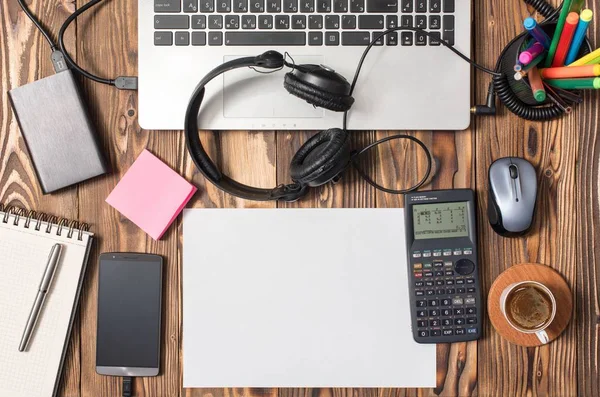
183,208 -> 436,388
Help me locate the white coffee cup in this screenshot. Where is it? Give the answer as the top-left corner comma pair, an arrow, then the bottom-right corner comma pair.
500,280 -> 556,344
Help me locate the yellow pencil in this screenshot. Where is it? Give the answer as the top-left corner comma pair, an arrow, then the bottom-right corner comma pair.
568,47 -> 600,66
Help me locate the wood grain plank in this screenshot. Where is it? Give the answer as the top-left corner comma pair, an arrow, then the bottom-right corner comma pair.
0,1 -> 81,396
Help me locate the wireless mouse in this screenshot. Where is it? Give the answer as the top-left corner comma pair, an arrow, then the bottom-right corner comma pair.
488,157 -> 537,237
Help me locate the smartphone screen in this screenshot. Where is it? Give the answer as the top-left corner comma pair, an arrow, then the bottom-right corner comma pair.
96,253 -> 162,376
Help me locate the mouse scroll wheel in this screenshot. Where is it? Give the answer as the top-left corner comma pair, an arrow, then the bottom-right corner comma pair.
509,165 -> 519,179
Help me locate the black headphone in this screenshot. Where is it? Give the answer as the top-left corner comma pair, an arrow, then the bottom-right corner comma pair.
184,48 -> 434,202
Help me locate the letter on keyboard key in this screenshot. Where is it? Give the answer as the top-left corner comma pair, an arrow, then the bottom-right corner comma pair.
184,0 -> 199,12
367,0 -> 398,12
301,0 -> 315,11
359,15 -> 384,29
292,15 -> 306,28
317,0 -> 331,12
192,15 -> 207,28
234,0 -> 249,11
155,15 -> 190,29
283,0 -> 299,11
342,32 -> 370,45
217,0 -> 232,12
155,0 -> 181,12
225,31 -> 306,45
267,0 -> 282,12
154,31 -> 173,45
242,15 -> 257,28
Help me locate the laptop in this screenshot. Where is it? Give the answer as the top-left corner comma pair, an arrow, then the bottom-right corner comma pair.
138,0 -> 471,130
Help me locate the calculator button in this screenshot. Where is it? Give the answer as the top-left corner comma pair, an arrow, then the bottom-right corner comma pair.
429,309 -> 439,316
442,329 -> 453,336
455,328 -> 465,335
433,261 -> 443,267
415,281 -> 424,287
466,307 -> 477,315
417,310 -> 427,317
431,329 -> 441,336
456,279 -> 465,285
446,280 -> 454,285
428,299 -> 439,306
443,249 -> 452,256
444,261 -> 453,268
414,272 -> 423,278
423,263 -> 433,269
445,270 -> 454,276
452,297 -> 463,305
437,289 -> 446,295
466,278 -> 475,284
453,249 -> 462,255
441,298 -> 452,306
426,289 -> 435,296
413,263 -> 422,270
454,308 -> 464,315
424,272 -> 433,277
413,251 -> 421,258
435,280 -> 444,286
454,318 -> 465,325
417,320 -> 427,327
464,248 -> 473,255
441,309 -> 451,316
467,328 -> 477,334
418,330 -> 429,337
465,297 -> 476,305
425,281 -> 435,287
435,271 -> 444,277
446,288 -> 455,294
430,319 -> 440,327
457,288 -> 466,294
423,251 -> 432,258
417,300 -> 427,307
442,318 -> 452,326
467,317 -> 477,324
433,250 -> 442,257
454,259 -> 475,275
467,287 -> 476,293
415,290 -> 424,296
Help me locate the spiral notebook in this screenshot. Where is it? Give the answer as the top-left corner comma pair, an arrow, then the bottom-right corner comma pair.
0,205 -> 94,397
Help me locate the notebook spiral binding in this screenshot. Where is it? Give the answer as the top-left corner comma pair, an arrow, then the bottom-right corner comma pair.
0,204 -> 90,241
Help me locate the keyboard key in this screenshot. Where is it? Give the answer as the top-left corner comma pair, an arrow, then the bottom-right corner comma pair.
350,0 -> 365,12
415,0 -> 426,12
443,15 -> 455,45
217,0 -> 232,11
415,290 -> 424,296
201,0 -> 215,11
454,318 -> 465,325
291,15 -> 306,29
175,31 -> 190,45
342,32 -> 370,45
342,15 -> 356,28
455,327 -> 465,335
400,15 -> 412,27
258,15 -> 273,28
416,299 -> 427,307
184,0 -> 199,12
191,31 -> 207,45
401,32 -> 412,45
453,308 -> 464,315
431,329 -> 441,336
155,15 -> 190,29
155,0 -> 181,12
192,15 -> 207,28
415,15 -> 426,28
334,0 -> 348,11
441,298 -> 451,306
359,15 -> 384,29
428,299 -> 439,306
225,31 -> 306,44
208,31 -> 223,45
309,15 -> 323,28
325,31 -> 340,45
242,15 -> 257,28
283,0 -> 299,11
417,310 -> 427,317
326,15 -> 340,28
442,318 -> 452,326
234,0 -> 248,11
275,15 -> 289,29
208,15 -> 223,28
386,15 -> 397,28
467,317 -> 477,324
429,0 -> 440,12
442,329 -> 453,336
267,0 -> 282,12
442,308 -> 451,316
430,319 -> 440,327
154,31 -> 173,45
466,307 -> 476,315
301,0 -> 315,11
443,0 -> 454,12
417,320 -> 427,327
250,0 -> 265,12
367,0 -> 397,12
401,0 -> 412,12
418,330 -> 429,337
226,15 -> 240,28
429,309 -> 439,316
429,15 -> 440,30
317,0 -> 331,11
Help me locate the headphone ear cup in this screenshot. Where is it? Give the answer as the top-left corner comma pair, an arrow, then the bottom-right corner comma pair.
284,72 -> 354,112
290,128 -> 351,187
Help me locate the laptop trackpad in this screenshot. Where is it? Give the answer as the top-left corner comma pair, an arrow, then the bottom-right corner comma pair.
223,55 -> 323,119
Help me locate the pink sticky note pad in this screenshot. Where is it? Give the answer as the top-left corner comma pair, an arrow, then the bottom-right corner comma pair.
106,149 -> 197,240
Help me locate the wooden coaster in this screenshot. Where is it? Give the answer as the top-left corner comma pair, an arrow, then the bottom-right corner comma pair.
487,263 -> 572,347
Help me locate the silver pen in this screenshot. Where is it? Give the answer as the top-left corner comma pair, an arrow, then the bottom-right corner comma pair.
19,243 -> 63,352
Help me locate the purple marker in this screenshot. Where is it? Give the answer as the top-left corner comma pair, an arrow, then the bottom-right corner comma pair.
524,17 -> 551,49
519,42 -> 545,65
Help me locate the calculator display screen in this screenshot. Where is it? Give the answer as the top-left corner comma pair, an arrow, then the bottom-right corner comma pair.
412,201 -> 469,240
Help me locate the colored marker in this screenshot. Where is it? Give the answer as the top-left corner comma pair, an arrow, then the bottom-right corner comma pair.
519,42 -> 545,65
523,17 -> 551,49
522,52 -> 545,72
541,65 -> 600,79
528,67 -> 546,102
514,71 -> 524,81
569,48 -> 600,66
545,77 -> 600,90
552,12 -> 579,67
565,9 -> 593,65
545,0 -> 573,67
568,0 -> 585,13
514,63 -> 523,72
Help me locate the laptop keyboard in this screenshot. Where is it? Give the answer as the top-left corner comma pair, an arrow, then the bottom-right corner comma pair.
153,0 -> 455,46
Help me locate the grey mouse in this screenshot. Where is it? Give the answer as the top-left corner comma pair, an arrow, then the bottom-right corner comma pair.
488,157 -> 537,237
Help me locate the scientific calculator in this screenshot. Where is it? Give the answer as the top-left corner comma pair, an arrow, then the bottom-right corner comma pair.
405,189 -> 481,343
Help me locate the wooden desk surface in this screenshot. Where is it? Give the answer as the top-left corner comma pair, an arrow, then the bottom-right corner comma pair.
1,0 -> 598,396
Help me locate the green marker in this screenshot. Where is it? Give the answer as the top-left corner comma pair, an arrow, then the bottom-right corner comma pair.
545,77 -> 600,90
545,0 -> 573,67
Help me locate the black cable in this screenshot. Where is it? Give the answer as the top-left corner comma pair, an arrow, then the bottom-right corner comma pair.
16,0 -> 58,52
122,376 -> 133,397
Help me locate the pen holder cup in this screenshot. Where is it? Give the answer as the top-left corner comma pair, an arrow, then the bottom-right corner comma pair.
499,22 -> 592,106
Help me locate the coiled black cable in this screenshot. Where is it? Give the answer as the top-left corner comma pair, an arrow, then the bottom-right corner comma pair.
522,0 -> 558,19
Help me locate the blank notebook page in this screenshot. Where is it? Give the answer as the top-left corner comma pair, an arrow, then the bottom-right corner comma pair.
183,208 -> 436,388
0,215 -> 92,397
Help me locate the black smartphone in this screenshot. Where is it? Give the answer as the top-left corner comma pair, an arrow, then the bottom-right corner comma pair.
96,253 -> 162,377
